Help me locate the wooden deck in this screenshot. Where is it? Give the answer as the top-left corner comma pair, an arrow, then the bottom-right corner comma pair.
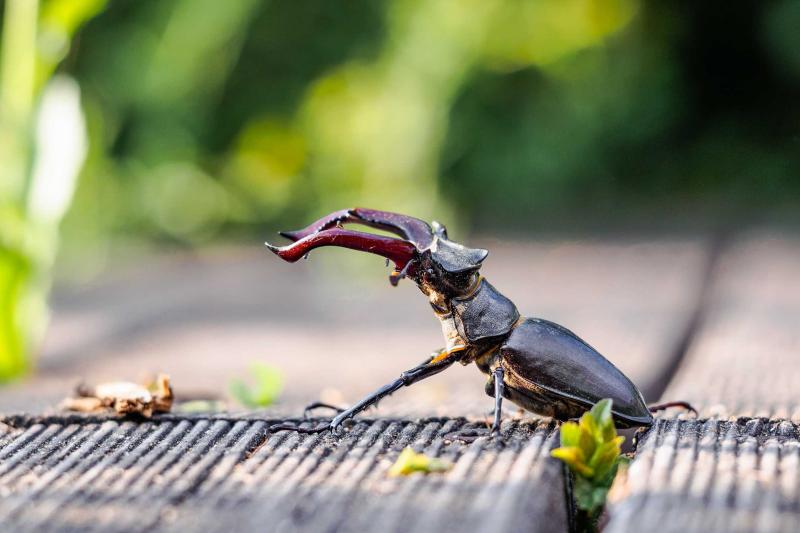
0,231 -> 797,532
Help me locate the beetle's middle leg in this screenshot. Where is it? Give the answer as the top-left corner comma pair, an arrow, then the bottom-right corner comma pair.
445,366 -> 506,444
648,400 -> 698,417
490,367 -> 504,435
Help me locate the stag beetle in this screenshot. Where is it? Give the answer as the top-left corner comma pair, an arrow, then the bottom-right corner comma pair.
265,208 -> 693,439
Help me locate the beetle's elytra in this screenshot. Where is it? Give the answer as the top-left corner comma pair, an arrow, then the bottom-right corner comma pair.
266,208 -> 691,438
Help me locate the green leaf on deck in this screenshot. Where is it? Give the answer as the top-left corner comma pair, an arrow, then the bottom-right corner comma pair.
388,447 -> 452,477
551,398 -> 626,515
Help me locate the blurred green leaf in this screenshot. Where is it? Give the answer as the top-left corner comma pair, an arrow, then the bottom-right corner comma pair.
175,400 -> 226,414
0,0 -> 102,382
37,0 -> 108,88
573,475 -> 612,515
0,247 -> 32,381
229,362 -> 284,408
578,411 -> 599,459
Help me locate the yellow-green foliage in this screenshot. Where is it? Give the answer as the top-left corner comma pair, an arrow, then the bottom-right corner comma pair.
0,0 -> 105,382
388,447 -> 452,477
551,398 -> 624,481
551,399 -> 627,513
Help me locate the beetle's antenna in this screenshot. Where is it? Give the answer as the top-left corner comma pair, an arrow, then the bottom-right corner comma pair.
389,258 -> 416,286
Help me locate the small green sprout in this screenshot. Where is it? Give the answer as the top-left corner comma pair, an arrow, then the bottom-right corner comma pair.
551,399 -> 628,520
175,400 -> 226,413
388,447 -> 452,477
229,362 -> 283,408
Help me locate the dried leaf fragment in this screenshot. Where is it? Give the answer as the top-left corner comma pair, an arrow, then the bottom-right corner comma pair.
62,374 -> 174,417
388,447 -> 452,477
60,396 -> 104,412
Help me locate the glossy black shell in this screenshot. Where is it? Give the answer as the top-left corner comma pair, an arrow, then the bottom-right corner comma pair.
497,318 -> 653,428
452,279 -> 519,343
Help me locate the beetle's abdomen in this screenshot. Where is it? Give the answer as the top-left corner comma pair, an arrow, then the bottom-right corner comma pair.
499,318 -> 652,428
452,279 -> 519,343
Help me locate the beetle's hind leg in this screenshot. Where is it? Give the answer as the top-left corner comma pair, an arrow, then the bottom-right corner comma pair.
445,367 -> 505,444
648,400 -> 698,417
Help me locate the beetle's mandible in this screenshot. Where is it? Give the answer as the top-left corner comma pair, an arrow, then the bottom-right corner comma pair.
265,208 -> 694,439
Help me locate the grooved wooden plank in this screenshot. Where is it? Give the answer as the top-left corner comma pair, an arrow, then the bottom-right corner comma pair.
607,233 -> 800,533
606,419 -> 800,533
0,416 -> 566,533
171,418 -> 565,533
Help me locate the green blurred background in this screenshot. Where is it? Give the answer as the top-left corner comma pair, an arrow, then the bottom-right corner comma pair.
1,0 -> 800,381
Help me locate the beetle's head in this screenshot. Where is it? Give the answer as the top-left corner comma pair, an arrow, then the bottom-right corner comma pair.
265,208 -> 488,298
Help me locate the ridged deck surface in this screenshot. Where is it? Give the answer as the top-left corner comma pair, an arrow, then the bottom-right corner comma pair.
0,415 -> 566,533
607,418 -> 800,533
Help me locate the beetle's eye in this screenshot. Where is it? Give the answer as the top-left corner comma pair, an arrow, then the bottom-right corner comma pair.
432,221 -> 448,239
429,300 -> 449,314
423,269 -> 436,284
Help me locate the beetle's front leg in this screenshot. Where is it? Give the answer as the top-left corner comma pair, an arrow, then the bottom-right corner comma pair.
301,350 -> 444,419
270,350 -> 459,435
326,353 -> 458,434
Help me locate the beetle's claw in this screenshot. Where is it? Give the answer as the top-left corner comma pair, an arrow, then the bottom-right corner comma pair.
490,431 -> 505,448
444,428 -> 490,443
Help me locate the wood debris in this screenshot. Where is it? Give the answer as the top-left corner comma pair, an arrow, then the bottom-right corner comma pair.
61,374 -> 174,417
